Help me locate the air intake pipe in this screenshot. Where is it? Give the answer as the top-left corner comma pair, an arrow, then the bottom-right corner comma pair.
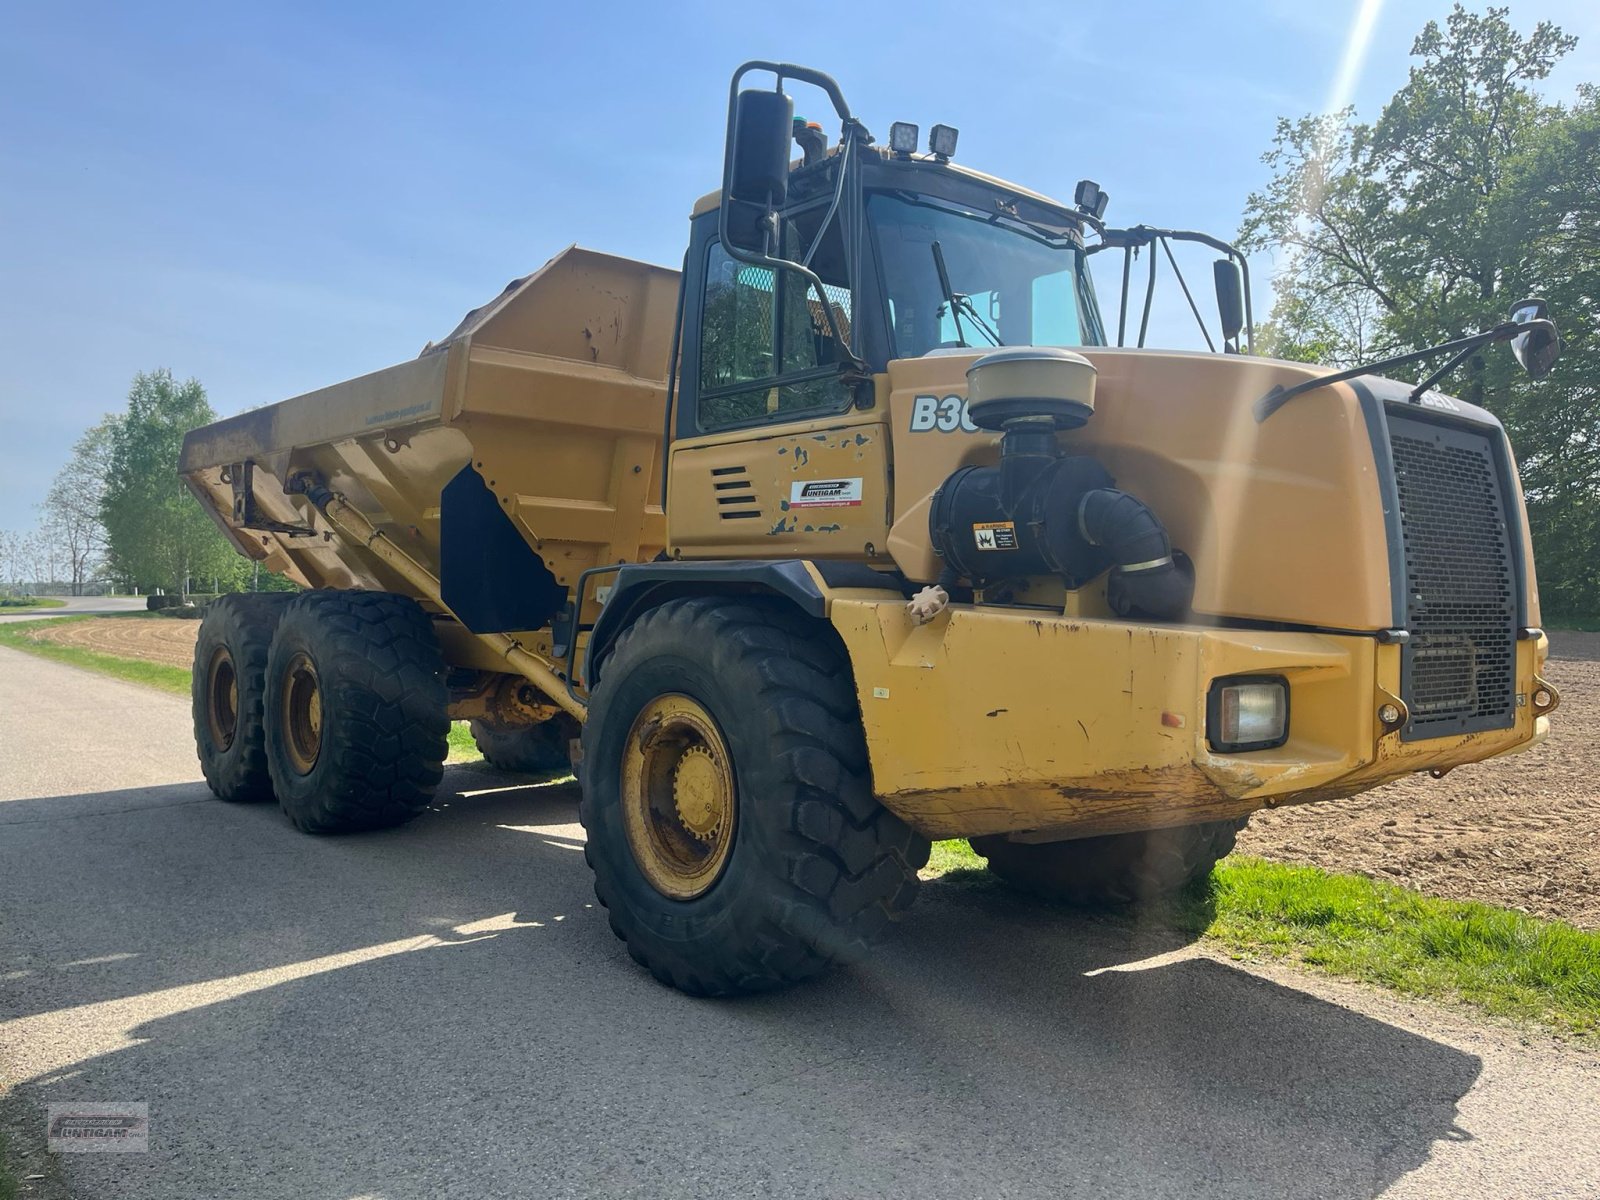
926,348 -> 1193,621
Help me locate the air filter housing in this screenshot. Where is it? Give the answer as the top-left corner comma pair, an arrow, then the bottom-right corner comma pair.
965,347 -> 1097,431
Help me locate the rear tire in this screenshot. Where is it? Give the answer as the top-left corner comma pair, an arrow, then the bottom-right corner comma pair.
470,716 -> 576,780
192,593 -> 294,802
264,590 -> 449,834
580,597 -> 929,996
971,818 -> 1245,905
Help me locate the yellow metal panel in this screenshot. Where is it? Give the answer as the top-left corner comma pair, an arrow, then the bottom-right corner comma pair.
830,597 -> 1548,841
880,348 -> 1397,632
178,247 -> 678,683
668,415 -> 890,560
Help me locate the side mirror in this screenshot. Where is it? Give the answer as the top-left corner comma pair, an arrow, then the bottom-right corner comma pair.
1509,297 -> 1560,381
724,89 -> 794,255
1213,259 -> 1245,350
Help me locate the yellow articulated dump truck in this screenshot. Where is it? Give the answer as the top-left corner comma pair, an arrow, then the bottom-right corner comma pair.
181,62 -> 1564,996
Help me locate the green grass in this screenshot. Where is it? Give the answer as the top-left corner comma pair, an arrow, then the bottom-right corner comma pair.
1200,857 -> 1600,1038
0,616 -> 192,695
923,837 -> 994,885
926,840 -> 1600,1039
0,595 -> 65,612
448,721 -> 484,763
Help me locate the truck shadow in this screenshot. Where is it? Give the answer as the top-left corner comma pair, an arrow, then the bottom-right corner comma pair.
2,765 -> 1479,1199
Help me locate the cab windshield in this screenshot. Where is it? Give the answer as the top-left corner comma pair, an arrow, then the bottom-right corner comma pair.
868,191 -> 1105,358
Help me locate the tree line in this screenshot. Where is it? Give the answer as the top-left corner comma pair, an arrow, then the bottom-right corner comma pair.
1241,4 -> 1598,620
1,369 -> 285,597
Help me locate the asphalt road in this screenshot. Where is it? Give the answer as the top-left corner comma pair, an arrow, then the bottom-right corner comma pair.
1,645 -> 1597,1199
0,596 -> 146,625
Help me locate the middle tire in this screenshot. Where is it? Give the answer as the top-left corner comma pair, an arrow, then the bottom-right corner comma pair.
469,716 -> 576,780
580,597 -> 930,996
264,590 -> 449,834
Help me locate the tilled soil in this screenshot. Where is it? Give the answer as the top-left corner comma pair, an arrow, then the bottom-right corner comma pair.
34,614 -> 201,669
32,617 -> 1600,928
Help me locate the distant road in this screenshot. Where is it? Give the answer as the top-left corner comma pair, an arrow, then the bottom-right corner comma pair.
1,645 -> 1597,1199
0,595 -> 146,624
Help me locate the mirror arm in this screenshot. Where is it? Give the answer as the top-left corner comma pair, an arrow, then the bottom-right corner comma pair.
1117,243 -> 1132,347
1137,236 -> 1158,348
1093,225 -> 1255,351
1406,344 -> 1480,404
1255,322 -> 1528,423
1238,252 -> 1255,354
718,63 -> 868,376
726,60 -> 853,125
1159,236 -> 1215,353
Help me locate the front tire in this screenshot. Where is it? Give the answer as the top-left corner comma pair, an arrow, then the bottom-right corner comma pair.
580,598 -> 929,996
192,593 -> 294,802
264,590 -> 449,834
972,819 -> 1245,905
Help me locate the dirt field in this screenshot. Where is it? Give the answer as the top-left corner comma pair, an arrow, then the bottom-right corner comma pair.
32,616 -> 1600,928
36,614 -> 202,669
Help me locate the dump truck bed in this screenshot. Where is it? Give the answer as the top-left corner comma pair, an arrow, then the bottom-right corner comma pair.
180,247 -> 680,671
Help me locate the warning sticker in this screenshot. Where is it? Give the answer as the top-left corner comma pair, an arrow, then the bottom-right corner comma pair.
789,478 -> 863,509
973,521 -> 1018,551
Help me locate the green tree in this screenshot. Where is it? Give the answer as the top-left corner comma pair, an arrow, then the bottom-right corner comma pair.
1241,5 -> 1599,619
100,369 -> 244,595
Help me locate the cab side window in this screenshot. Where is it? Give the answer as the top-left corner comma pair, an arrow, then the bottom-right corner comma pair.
697,206 -> 852,431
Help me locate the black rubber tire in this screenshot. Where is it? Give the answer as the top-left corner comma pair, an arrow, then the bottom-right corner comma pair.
580,597 -> 930,996
469,716 -> 576,780
264,590 -> 449,834
971,818 -> 1246,906
191,593 -> 294,802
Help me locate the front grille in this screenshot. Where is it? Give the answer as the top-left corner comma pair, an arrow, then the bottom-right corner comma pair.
1388,414 -> 1518,740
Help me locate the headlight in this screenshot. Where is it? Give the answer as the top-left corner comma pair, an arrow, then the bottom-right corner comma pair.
1207,676 -> 1288,752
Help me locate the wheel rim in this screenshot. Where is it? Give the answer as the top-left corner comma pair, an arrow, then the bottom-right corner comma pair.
281,652 -> 323,775
205,646 -> 239,751
620,694 -> 737,900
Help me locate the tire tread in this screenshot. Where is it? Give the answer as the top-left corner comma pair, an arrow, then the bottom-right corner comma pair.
580,597 -> 928,996
266,590 -> 448,834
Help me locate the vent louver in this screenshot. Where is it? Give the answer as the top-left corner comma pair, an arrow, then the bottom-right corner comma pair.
711,466 -> 760,520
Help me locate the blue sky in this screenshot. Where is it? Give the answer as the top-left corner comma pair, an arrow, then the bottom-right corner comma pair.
2,0 -> 1596,531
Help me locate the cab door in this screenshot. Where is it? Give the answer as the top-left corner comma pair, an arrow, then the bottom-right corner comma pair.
668,203 -> 890,561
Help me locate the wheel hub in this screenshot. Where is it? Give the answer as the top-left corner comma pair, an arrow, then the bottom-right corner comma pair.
620,695 -> 736,900
673,745 -> 728,842
282,652 -> 324,775
205,646 -> 239,751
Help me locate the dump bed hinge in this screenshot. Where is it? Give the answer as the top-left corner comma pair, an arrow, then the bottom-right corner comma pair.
228,461 -> 317,537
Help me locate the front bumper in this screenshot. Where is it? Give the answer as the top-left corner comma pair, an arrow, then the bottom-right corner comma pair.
829,600 -> 1555,842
